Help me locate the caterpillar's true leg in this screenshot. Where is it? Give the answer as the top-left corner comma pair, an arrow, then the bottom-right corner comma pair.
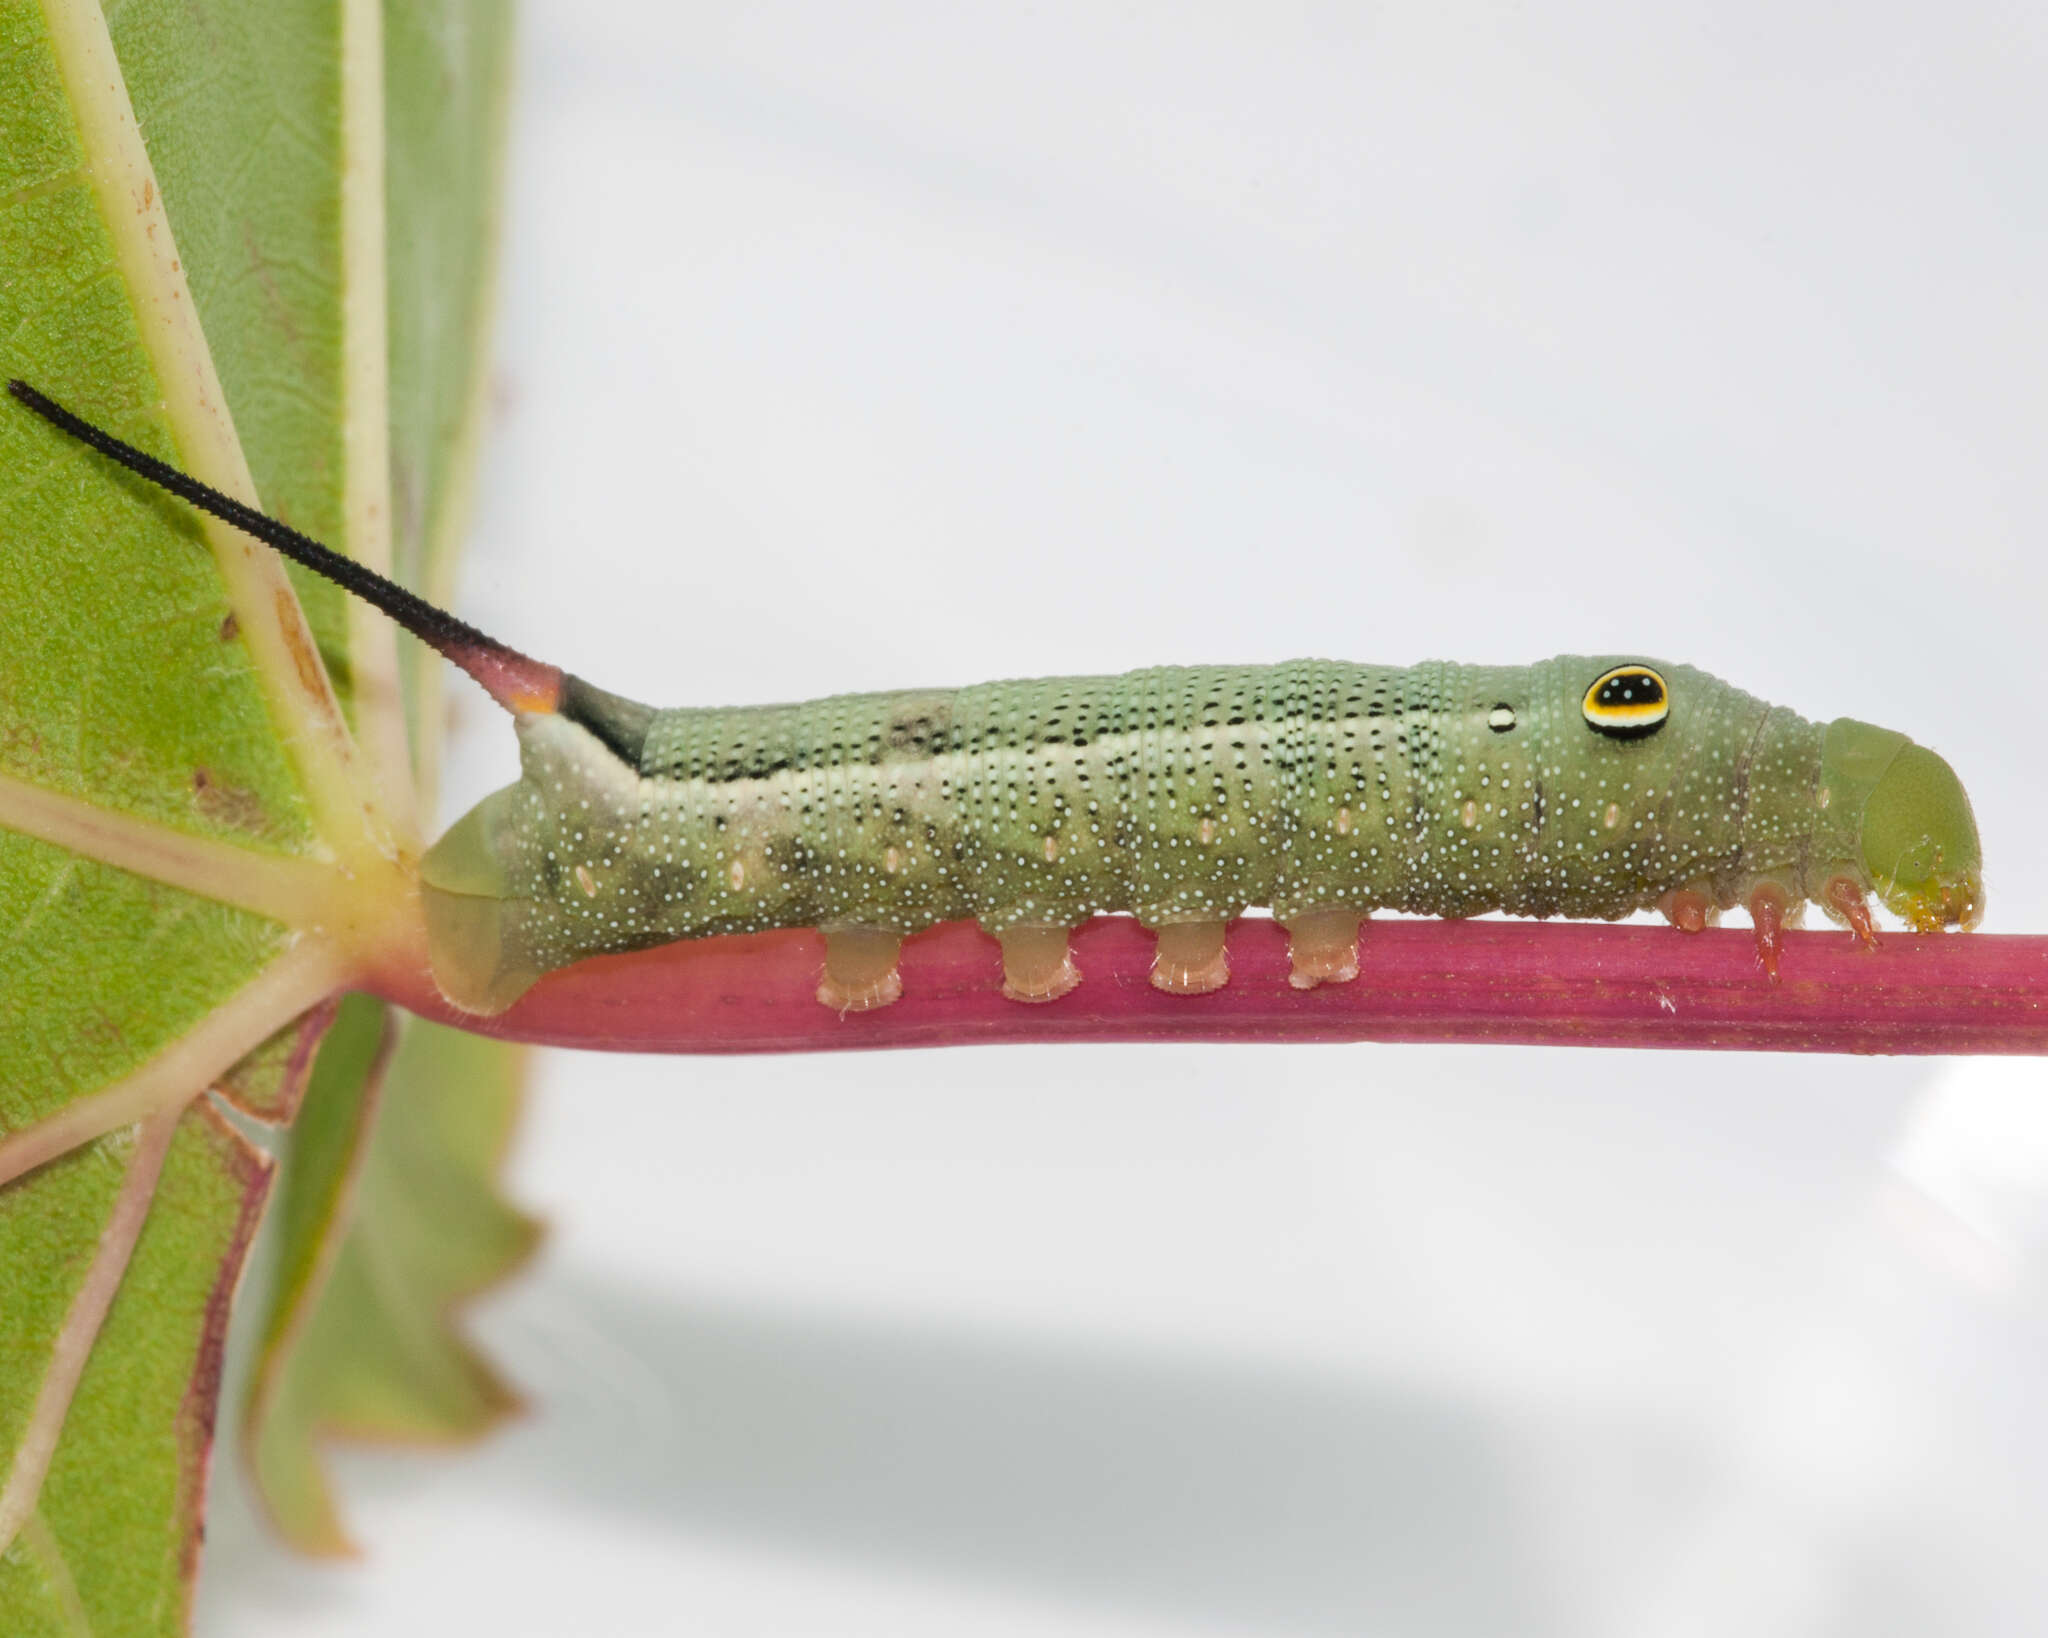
1747,882 -> 1788,983
1824,875 -> 1882,950
1000,924 -> 1082,1003
1149,920 -> 1230,995
818,926 -> 904,1012
1284,908 -> 1362,989
1656,885 -> 1716,933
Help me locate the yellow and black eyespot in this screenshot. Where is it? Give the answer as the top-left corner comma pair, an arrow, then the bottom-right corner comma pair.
1582,665 -> 1670,740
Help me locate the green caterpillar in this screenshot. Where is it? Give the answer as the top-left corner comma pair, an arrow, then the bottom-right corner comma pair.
11,382 -> 1986,1017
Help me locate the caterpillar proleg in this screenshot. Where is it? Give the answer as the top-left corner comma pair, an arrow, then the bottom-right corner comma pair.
11,380 -> 1985,1017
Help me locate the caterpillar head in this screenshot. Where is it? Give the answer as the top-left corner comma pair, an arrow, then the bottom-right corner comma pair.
1822,719 -> 1983,932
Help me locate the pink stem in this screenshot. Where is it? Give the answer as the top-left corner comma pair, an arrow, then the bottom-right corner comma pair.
376,917 -> 2048,1057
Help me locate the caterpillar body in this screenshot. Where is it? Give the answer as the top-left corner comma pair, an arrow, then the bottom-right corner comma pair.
416,656 -> 1982,1013
10,382 -> 1987,1017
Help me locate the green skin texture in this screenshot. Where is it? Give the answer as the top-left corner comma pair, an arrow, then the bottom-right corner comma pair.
418,655 -> 1983,1014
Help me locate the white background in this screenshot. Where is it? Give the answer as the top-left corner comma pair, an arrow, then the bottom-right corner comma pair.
202,3 -> 2048,1634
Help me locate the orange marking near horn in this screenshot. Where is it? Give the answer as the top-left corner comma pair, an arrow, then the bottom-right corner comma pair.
446,636 -> 564,715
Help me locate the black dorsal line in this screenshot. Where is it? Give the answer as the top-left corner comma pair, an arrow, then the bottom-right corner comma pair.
8,378 -> 573,720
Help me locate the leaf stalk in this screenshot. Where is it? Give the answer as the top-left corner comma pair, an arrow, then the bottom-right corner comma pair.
373,915 -> 2048,1057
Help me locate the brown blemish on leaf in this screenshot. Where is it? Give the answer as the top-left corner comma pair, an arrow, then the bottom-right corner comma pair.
141,177 -> 153,209
77,1004 -> 127,1050
276,585 -> 330,699
242,221 -> 309,365
218,610 -> 239,643
192,766 -> 271,834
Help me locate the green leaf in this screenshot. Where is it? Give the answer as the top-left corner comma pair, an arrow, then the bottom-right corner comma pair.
245,1007 -> 537,1555
0,0 -> 525,1625
0,1103 -> 270,1636
240,993 -> 394,1557
0,0 -> 324,1143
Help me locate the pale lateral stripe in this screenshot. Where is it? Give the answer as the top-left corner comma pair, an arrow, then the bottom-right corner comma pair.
337,0 -> 418,846
0,1107 -> 179,1563
35,0 -> 380,858
0,770 -> 338,927
0,937 -> 351,1189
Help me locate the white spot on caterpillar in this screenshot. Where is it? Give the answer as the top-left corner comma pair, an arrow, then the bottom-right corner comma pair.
574,864 -> 598,898
1335,806 -> 1352,835
1460,801 -> 1478,828
728,858 -> 747,891
1198,819 -> 1216,845
1603,803 -> 1621,828
884,846 -> 901,873
1043,835 -> 1060,862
